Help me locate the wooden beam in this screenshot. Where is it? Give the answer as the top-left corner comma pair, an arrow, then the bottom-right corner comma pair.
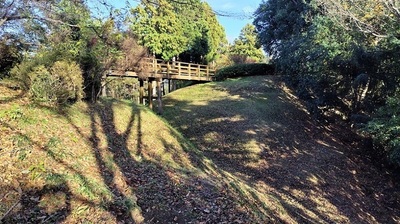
156,78 -> 163,114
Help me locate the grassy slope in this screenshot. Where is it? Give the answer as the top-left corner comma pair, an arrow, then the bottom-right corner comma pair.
0,82 -> 251,223
162,76 -> 400,223
1,76 -> 399,223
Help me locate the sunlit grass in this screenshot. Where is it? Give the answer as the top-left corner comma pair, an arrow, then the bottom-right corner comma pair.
1,75 -> 388,223
0,81 -> 226,222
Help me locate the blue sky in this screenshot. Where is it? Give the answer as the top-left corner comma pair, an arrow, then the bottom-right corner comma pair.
91,0 -> 262,43
205,0 -> 262,43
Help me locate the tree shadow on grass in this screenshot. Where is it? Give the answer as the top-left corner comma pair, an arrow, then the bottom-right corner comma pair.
162,76 -> 400,223
0,122 -> 99,223
2,172 -> 72,223
61,99 -> 251,223
87,101 -> 138,223
0,83 -> 26,105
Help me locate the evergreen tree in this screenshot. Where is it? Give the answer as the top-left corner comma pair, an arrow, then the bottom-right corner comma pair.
129,0 -> 188,60
129,0 -> 226,63
230,24 -> 265,63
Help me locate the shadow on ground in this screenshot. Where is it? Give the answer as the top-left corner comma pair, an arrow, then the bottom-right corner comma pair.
1,77 -> 399,223
1,92 -> 252,223
162,76 -> 400,223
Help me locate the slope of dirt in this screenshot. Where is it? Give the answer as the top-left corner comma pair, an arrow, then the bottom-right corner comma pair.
162,76 -> 400,223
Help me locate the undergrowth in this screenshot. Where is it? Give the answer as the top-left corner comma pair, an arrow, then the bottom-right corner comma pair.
215,63 -> 275,81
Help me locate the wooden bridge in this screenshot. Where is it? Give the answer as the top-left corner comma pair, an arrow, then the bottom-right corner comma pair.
103,57 -> 216,113
107,58 -> 216,81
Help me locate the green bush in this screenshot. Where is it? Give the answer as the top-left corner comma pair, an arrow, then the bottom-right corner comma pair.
215,63 -> 274,81
365,95 -> 400,167
13,60 -> 84,105
10,59 -> 38,90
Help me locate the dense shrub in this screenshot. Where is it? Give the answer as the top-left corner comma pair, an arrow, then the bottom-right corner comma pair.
10,59 -> 40,90
215,63 -> 274,81
12,60 -> 84,105
365,95 -> 400,167
106,77 -> 139,101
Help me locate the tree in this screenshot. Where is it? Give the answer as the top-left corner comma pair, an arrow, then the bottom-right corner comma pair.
129,0 -> 226,63
319,0 -> 400,40
254,0 -> 358,115
1,0 -> 90,46
230,24 -> 265,63
129,0 -> 187,60
5,0 -> 133,102
254,0 -> 313,57
198,2 -> 227,63
254,0 -> 400,167
177,2 -> 227,64
1,0 -> 64,27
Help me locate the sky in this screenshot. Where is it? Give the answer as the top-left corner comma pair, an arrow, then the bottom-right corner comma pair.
204,0 -> 262,43
91,0 -> 263,43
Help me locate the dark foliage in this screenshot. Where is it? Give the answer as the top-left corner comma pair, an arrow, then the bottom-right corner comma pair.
0,39 -> 23,79
215,63 -> 275,81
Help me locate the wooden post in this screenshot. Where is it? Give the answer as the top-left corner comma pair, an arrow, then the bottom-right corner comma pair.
154,59 -> 158,75
148,78 -> 154,110
188,63 -> 191,78
156,78 -> 163,114
162,79 -> 166,95
167,61 -> 170,77
198,64 -> 201,77
139,79 -> 144,104
206,66 -> 209,80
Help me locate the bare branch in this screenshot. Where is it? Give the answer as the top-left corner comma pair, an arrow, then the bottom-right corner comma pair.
320,0 -> 393,39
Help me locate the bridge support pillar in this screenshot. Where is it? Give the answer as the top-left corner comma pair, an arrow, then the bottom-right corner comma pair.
139,79 -> 144,105
148,78 -> 154,109
156,78 -> 163,114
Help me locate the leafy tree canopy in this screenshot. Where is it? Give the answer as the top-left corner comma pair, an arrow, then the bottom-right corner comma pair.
230,24 -> 265,63
129,0 -> 226,62
254,0 -> 400,166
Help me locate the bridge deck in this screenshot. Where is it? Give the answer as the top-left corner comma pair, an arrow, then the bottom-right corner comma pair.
108,58 -> 216,81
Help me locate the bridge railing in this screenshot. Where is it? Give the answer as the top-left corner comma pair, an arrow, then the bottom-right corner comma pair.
108,57 -> 216,81
141,58 -> 216,81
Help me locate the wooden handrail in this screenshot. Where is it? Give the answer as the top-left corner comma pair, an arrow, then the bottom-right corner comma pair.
109,57 -> 216,81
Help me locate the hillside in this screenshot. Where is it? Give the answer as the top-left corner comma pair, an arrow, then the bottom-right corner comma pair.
0,82 -> 252,223
1,76 -> 399,223
162,76 -> 400,223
